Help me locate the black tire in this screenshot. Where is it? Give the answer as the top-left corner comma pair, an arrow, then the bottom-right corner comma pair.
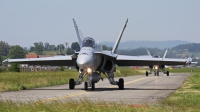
146,71 -> 148,77
84,82 -> 88,90
157,71 -> 159,76
91,82 -> 95,90
166,71 -> 169,76
118,78 -> 124,90
69,78 -> 75,89
154,72 -> 156,76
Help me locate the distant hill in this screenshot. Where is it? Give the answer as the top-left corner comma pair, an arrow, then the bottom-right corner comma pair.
102,40 -> 191,49
172,43 -> 200,52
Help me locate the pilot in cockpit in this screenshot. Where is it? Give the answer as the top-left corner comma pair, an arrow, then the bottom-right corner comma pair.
82,37 -> 95,48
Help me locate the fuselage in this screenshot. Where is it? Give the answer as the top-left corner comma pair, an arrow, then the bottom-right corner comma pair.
76,37 -> 103,73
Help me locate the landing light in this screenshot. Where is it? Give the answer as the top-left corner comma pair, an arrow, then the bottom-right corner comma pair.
155,66 -> 158,70
87,68 -> 92,74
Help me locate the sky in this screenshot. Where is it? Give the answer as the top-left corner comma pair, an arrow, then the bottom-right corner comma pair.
0,0 -> 200,48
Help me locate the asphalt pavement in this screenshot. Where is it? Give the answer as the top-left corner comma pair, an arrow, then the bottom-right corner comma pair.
0,73 -> 190,104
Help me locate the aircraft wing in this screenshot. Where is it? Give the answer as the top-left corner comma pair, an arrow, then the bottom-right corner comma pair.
3,55 -> 76,66
116,55 -> 189,66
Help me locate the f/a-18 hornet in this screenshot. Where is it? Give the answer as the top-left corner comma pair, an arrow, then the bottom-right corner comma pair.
3,19 -> 192,90
145,48 -> 170,76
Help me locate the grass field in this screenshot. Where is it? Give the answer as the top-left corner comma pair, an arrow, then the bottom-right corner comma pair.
0,67 -> 199,111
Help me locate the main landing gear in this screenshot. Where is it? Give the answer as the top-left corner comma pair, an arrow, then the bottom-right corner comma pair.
69,72 -> 124,90
166,71 -> 169,76
118,78 -> 124,90
145,69 -> 169,77
146,71 -> 149,76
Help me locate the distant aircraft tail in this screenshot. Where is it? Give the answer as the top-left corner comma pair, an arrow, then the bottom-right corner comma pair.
111,18 -> 128,54
162,48 -> 169,60
146,48 -> 151,56
73,19 -> 83,47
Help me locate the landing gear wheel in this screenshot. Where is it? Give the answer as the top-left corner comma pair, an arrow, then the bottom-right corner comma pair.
166,71 -> 169,76
157,71 -> 159,76
69,78 -> 75,89
146,71 -> 148,76
91,82 -> 95,90
84,82 -> 88,90
118,78 -> 124,90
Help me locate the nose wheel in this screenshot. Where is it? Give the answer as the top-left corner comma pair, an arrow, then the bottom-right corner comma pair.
154,71 -> 159,76
84,81 -> 95,90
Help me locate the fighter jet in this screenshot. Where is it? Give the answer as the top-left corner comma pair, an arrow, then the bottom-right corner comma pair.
2,19 -> 192,90
145,48 -> 169,76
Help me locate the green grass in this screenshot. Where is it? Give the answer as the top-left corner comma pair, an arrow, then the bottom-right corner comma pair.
166,67 -> 200,73
162,71 -> 200,110
0,98 -> 172,112
0,69 -> 78,92
0,67 -> 145,92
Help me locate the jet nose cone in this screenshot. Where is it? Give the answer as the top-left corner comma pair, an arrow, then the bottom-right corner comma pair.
77,56 -> 93,68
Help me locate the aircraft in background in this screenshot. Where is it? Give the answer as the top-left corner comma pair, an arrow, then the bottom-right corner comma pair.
2,19 -> 192,90
145,48 -> 169,76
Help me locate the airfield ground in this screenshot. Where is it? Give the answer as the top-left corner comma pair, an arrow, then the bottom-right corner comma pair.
0,68 -> 200,111
0,73 -> 190,104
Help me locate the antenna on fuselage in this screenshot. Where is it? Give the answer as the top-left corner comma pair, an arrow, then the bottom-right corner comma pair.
111,18 -> 128,54
73,18 -> 83,47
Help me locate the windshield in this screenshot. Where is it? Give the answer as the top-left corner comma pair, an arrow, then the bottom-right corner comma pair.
82,37 -> 95,48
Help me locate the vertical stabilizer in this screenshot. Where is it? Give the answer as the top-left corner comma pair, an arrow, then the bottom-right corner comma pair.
73,19 -> 83,47
162,48 -> 169,60
78,29 -> 84,40
146,48 -> 151,56
111,19 -> 128,54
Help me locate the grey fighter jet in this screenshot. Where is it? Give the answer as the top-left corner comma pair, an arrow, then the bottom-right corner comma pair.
2,19 -> 192,90
145,48 -> 169,76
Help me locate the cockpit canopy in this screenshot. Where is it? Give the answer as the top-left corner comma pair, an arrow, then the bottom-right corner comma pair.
82,37 -> 96,48
153,55 -> 160,58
